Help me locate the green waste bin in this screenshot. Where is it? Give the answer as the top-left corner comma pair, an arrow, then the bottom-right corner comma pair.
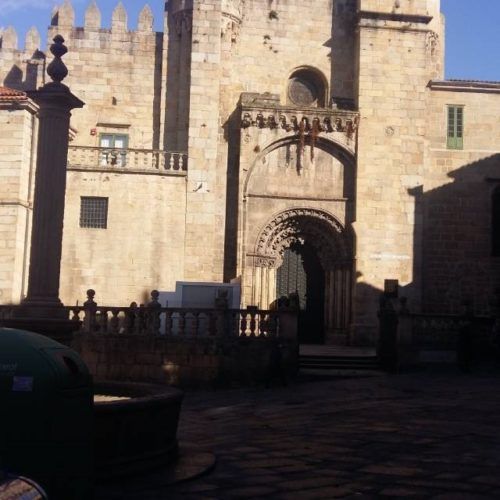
0,328 -> 94,499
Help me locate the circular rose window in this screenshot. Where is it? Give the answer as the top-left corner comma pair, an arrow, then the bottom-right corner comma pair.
287,69 -> 326,107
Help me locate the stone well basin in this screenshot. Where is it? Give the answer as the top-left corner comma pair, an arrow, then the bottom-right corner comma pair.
94,382 -> 183,478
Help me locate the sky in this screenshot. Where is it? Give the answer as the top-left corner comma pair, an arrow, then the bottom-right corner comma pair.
0,0 -> 498,82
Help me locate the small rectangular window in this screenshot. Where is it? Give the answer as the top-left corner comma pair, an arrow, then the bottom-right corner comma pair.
447,105 -> 464,150
80,197 -> 108,229
99,133 -> 128,166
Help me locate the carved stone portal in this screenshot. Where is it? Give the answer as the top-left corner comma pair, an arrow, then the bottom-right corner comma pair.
249,208 -> 353,339
254,208 -> 351,271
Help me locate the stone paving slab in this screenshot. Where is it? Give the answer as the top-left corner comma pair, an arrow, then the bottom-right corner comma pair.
99,368 -> 500,499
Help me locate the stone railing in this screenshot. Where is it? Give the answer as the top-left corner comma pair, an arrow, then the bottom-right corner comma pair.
3,290 -> 285,338
67,146 -> 188,173
68,304 -> 281,338
0,290 -> 296,340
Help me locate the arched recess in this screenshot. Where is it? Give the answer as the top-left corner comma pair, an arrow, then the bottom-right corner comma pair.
243,135 -> 356,201
287,66 -> 329,108
250,208 -> 354,342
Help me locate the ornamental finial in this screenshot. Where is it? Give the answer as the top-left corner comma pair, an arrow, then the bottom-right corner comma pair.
46,35 -> 69,84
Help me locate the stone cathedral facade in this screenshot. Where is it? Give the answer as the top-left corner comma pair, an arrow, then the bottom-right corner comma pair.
0,0 -> 499,344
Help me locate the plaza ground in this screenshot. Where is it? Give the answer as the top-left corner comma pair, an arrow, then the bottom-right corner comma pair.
100,367 -> 500,499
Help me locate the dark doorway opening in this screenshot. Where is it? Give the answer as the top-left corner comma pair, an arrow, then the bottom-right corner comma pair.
276,242 -> 325,344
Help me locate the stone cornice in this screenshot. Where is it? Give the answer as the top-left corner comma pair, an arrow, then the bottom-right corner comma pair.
239,94 -> 359,138
358,10 -> 433,25
0,98 -> 39,114
429,80 -> 500,94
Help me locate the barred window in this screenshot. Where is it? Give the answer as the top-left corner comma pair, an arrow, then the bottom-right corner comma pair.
80,197 -> 108,229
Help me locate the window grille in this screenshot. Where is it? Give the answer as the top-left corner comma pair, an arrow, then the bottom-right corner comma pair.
80,197 -> 108,229
447,105 -> 464,150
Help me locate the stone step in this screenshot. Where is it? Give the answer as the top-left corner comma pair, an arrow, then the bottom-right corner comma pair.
300,355 -> 379,364
300,368 -> 384,378
300,360 -> 379,370
299,344 -> 381,374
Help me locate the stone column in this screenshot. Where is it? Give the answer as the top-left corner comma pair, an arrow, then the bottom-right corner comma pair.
22,35 -> 84,316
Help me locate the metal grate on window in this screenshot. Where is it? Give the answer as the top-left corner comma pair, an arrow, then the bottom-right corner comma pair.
80,197 -> 108,229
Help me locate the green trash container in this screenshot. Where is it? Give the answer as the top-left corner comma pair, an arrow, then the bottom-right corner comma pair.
0,328 -> 94,499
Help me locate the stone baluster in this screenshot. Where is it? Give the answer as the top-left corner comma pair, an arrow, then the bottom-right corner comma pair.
137,304 -> 146,334
178,312 -> 186,336
83,289 -> 97,333
98,308 -> 108,333
193,312 -> 200,336
267,313 -> 278,338
109,309 -> 120,334
123,302 -> 137,334
70,307 -> 81,324
169,153 -> 175,170
248,308 -> 257,338
209,311 -> 217,336
240,312 -> 247,337
147,290 -> 162,335
258,312 -> 267,338
164,310 -> 173,336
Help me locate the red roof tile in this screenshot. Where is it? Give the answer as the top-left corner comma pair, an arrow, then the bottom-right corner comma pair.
0,86 -> 29,103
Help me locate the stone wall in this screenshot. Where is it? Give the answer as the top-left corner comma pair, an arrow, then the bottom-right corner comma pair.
353,0 -> 444,341
48,2 -> 163,151
421,85 -> 500,314
72,333 -> 299,388
47,3 -> 187,306
0,100 -> 37,303
61,170 -> 187,306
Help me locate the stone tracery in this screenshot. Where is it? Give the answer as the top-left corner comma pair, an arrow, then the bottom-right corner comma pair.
254,208 -> 351,270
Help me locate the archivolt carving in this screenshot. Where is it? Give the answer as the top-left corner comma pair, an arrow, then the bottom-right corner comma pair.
254,208 -> 352,270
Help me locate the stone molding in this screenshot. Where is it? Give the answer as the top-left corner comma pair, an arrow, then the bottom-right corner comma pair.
240,93 -> 359,155
253,208 -> 352,270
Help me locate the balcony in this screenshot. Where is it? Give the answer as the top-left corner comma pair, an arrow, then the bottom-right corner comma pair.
67,146 -> 188,175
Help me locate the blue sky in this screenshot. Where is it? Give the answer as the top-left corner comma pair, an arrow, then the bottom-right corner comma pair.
0,0 -> 498,81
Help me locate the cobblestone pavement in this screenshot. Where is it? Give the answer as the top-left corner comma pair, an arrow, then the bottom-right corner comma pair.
110,368 -> 500,499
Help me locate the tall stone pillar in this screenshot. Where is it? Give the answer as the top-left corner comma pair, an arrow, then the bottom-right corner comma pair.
23,36 -> 84,313
5,35 -> 85,341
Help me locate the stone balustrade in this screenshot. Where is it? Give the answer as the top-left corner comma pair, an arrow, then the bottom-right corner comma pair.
67,304 -> 281,338
0,290 -> 292,339
67,146 -> 188,174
